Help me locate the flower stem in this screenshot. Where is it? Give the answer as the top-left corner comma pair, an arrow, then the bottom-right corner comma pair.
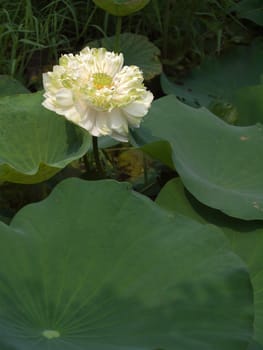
115,16 -> 122,53
92,136 -> 103,173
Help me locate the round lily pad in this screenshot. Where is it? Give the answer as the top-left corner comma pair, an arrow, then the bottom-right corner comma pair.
156,177 -> 263,349
0,92 -> 91,183
139,95 -> 263,220
0,178 -> 253,349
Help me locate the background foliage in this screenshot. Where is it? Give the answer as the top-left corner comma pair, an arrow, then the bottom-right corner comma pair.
1,0 -> 261,88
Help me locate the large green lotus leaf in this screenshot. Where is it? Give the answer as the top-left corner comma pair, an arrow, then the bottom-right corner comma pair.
233,84 -> 263,125
156,177 -> 263,348
249,341 -> 263,350
228,228 -> 263,349
161,39 -> 263,109
93,0 -> 150,16
161,73 -> 212,107
0,178 -> 253,350
0,75 -> 29,96
139,95 -> 263,219
233,0 -> 263,26
130,128 -> 174,169
141,140 -> 174,169
0,92 -> 91,183
162,73 -> 263,126
89,33 -> 162,80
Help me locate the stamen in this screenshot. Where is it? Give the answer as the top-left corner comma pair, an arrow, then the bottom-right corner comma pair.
92,73 -> 112,89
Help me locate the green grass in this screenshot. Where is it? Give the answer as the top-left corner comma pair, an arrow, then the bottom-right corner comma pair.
0,0 -> 96,87
0,0 -> 258,89
128,0 -> 251,69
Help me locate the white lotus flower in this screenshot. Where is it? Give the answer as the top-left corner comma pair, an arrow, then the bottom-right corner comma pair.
42,47 -> 153,142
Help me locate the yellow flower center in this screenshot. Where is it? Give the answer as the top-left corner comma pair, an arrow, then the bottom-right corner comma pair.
92,73 -> 112,89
